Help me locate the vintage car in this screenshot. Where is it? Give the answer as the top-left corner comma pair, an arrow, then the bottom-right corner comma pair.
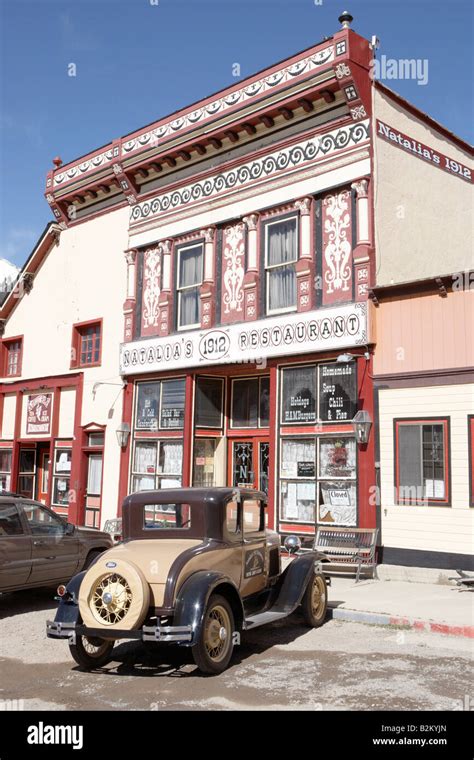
47,488 -> 329,674
0,494 -> 113,593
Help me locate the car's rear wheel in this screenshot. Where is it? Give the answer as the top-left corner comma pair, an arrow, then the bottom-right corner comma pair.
192,594 -> 235,675
301,572 -> 328,627
69,636 -> 114,670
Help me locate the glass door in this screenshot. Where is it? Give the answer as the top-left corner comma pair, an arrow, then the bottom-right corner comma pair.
228,438 -> 269,493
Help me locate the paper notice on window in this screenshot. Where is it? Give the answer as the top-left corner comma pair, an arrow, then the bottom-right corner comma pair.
57,453 -> 71,472
285,482 -> 299,519
281,461 -> 298,477
425,479 -> 445,499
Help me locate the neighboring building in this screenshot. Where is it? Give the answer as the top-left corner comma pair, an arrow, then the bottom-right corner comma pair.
0,13 -> 471,568
369,84 -> 473,570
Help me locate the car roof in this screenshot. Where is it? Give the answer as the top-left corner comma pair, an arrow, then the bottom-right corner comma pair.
124,487 -> 267,507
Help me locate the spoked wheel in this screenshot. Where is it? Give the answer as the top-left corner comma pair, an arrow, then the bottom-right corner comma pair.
301,572 -> 328,627
69,635 -> 114,670
192,594 -> 235,675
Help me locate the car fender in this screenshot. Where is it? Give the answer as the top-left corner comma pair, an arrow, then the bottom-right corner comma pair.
173,571 -> 244,646
52,571 -> 86,626
273,551 -> 325,615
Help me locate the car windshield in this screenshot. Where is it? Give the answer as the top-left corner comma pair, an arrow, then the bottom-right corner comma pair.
143,503 -> 191,530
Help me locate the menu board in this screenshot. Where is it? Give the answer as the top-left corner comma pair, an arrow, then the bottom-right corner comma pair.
319,362 -> 357,422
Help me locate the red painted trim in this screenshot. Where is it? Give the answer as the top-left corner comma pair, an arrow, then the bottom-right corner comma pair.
47,389 -> 61,507
267,365 -> 278,530
10,391 -> 22,493
468,415 -> 474,508
356,354 -> 376,528
0,372 -> 81,394
117,381 -> 134,516
68,374 -> 84,524
0,393 -> 4,439
182,375 -> 194,487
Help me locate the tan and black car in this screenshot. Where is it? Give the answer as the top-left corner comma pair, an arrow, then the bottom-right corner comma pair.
0,495 -> 113,593
47,487 -> 329,674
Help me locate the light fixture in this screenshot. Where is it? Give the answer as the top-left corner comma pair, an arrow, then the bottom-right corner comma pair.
116,422 -> 131,448
352,410 -> 372,444
336,351 -> 370,363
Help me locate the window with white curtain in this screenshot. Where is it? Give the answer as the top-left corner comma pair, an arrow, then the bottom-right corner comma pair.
177,243 -> 204,329
87,454 -> 103,496
265,216 -> 298,314
131,440 -> 183,492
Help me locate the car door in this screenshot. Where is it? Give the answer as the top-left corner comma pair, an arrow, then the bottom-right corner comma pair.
0,502 -> 32,591
21,501 -> 81,584
239,496 -> 267,598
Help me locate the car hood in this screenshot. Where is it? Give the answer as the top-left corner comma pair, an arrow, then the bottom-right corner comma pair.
76,527 -> 113,541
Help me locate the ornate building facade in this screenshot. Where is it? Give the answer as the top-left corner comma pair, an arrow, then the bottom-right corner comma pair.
0,14 -> 471,567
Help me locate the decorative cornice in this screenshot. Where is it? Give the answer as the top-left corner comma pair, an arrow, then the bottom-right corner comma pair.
51,43 -> 335,189
158,239 -> 173,256
130,120 -> 370,227
22,272 -> 35,294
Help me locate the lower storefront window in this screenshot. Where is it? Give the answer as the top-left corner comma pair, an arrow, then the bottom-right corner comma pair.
279,435 -> 357,527
19,449 -> 36,498
132,440 -> 183,492
52,446 -> 72,506
0,449 -> 12,492
193,438 -> 217,487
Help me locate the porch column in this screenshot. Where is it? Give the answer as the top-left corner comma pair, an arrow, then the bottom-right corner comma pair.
158,239 -> 173,336
351,179 -> 371,301
242,213 -> 259,320
294,197 -> 315,312
200,227 -> 216,328
123,248 -> 137,341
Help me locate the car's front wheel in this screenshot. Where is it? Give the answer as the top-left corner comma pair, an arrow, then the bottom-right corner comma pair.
192,594 -> 235,675
301,572 -> 328,627
69,636 -> 114,670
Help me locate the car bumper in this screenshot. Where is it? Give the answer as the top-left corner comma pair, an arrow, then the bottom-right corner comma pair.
46,620 -> 193,645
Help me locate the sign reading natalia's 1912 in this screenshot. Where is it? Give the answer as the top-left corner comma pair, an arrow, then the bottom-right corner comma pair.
26,393 -> 52,435
376,120 -> 472,183
120,303 -> 367,375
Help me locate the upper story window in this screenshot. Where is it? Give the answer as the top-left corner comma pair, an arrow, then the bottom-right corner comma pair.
2,337 -> 23,377
71,320 -> 102,368
177,243 -> 204,329
264,216 -> 298,315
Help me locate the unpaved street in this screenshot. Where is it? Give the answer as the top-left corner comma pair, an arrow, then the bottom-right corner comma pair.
0,589 -> 471,711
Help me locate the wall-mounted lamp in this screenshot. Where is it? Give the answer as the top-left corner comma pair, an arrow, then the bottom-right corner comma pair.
116,422 -> 131,448
336,351 -> 370,363
352,410 -> 372,444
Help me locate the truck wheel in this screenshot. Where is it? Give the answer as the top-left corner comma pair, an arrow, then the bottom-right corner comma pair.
192,594 -> 235,675
69,636 -> 114,670
79,557 -> 150,631
301,572 -> 328,628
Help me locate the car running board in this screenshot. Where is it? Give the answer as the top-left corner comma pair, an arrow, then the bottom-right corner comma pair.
244,609 -> 292,629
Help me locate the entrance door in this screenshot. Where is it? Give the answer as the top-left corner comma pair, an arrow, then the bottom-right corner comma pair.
36,445 -> 51,504
229,439 -> 269,494
84,453 -> 103,528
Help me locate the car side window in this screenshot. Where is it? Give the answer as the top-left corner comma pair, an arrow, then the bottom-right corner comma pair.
22,503 -> 65,536
0,504 -> 24,536
243,499 -> 264,535
226,501 -> 241,537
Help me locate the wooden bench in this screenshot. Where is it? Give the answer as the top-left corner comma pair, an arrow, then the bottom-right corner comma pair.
313,526 -> 379,582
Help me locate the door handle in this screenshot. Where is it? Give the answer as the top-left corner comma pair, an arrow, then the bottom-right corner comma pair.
33,540 -> 45,546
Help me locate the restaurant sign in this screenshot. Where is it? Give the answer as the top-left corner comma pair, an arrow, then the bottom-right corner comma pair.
120,303 -> 367,375
26,393 -> 52,435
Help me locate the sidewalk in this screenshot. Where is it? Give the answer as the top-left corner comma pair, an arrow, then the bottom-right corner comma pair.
327,576 -> 474,639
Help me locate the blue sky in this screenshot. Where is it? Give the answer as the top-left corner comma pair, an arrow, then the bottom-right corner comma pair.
0,0 -> 472,269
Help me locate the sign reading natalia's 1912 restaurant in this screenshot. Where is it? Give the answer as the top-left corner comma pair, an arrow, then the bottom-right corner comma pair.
26,393 -> 52,435
120,303 -> 368,375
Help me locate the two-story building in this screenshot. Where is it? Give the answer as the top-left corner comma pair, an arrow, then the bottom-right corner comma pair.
0,13 -> 471,569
